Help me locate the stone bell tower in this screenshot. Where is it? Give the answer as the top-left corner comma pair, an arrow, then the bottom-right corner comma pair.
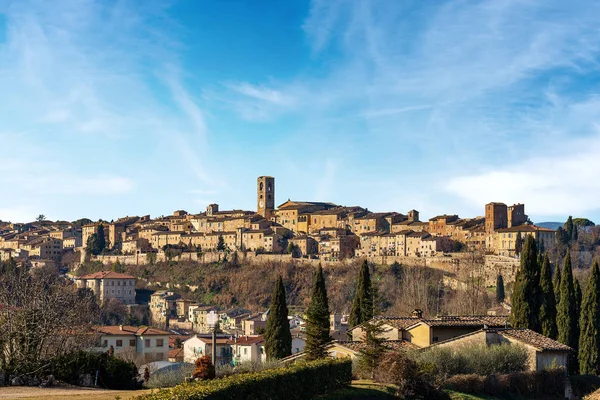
257,176 -> 275,219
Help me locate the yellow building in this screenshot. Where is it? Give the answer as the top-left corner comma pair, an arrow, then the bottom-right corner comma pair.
494,225 -> 555,257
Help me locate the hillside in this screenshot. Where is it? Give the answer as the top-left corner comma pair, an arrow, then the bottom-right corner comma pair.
77,258 -> 492,316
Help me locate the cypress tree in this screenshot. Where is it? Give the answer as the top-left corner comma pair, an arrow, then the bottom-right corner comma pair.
496,274 -> 505,303
510,236 -> 541,331
97,224 -> 106,252
575,279 -> 583,319
539,254 -> 558,339
305,265 -> 331,360
554,262 -> 563,306
565,216 -> 575,243
557,250 -> 579,373
349,260 -> 373,328
579,261 -> 600,375
515,232 -> 523,256
264,276 -> 292,360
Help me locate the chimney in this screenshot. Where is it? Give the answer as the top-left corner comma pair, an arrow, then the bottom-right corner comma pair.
119,325 -> 123,331
412,309 -> 423,319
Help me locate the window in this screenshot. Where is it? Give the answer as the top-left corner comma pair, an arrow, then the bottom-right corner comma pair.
103,340 -> 108,347
244,348 -> 247,355
129,290 -> 132,295
112,290 -> 115,294
117,290 -> 121,295
116,340 -> 123,347
130,339 -> 136,346
157,339 -> 164,347
145,339 -> 151,348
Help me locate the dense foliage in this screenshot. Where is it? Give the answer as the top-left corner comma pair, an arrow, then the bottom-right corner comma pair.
557,250 -> 579,373
349,260 -> 373,328
264,276 -> 292,360
414,343 -> 529,378
444,369 -> 566,399
579,262 -> 600,375
510,236 -> 541,331
134,358 -> 352,400
539,254 -> 558,339
495,274 -> 505,303
305,265 -> 331,360
49,350 -> 138,390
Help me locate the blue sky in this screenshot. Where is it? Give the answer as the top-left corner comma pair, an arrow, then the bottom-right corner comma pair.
1,0 -> 600,224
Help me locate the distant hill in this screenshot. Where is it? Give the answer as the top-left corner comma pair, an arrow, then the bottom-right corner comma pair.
536,222 -> 563,230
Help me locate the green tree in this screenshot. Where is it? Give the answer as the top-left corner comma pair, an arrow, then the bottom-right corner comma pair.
579,261 -> 600,375
573,218 -> 595,228
496,274 -> 505,303
510,236 -> 541,332
305,265 -> 331,360
575,279 -> 583,318
565,216 -> 575,243
96,224 -> 106,252
36,214 -> 46,222
111,259 -> 123,273
554,262 -> 562,306
349,260 -> 374,328
264,276 -> 292,360
515,232 -> 524,256
557,250 -> 579,373
217,235 -> 225,251
539,254 -> 558,339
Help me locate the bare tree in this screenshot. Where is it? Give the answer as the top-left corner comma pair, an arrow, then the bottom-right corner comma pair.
0,265 -> 101,376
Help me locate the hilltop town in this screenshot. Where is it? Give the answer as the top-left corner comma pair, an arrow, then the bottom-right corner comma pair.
0,176 -> 555,269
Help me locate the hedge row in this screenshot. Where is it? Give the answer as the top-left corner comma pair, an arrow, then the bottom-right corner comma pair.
136,358 -> 352,400
48,351 -> 138,390
444,369 -> 566,399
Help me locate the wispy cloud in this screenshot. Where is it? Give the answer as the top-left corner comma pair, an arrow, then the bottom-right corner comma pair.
0,0 -> 217,220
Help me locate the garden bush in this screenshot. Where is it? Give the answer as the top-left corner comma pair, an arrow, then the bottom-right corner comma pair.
444,369 -> 566,399
47,350 -> 138,390
374,352 -> 441,399
415,343 -> 529,377
135,358 -> 352,400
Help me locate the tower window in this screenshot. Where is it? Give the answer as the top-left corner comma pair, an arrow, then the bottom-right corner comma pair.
260,182 -> 263,190
267,184 -> 272,191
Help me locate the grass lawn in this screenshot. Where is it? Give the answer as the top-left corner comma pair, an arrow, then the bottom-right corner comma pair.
445,390 -> 501,400
317,380 -> 398,399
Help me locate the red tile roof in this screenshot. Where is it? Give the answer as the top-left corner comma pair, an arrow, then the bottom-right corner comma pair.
233,335 -> 264,346
339,340 -> 418,352
78,271 -> 135,279
93,325 -> 169,336
498,329 -> 572,351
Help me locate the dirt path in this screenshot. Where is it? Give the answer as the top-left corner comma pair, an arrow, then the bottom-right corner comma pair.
0,387 -> 151,399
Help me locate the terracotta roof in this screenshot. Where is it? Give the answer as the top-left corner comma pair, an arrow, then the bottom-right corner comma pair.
496,225 -> 555,233
377,317 -> 422,330
93,325 -> 169,336
233,336 -> 264,345
498,329 -> 572,351
168,348 -> 184,359
78,271 -> 135,279
338,340 -> 418,352
194,337 -> 235,345
418,315 -> 508,328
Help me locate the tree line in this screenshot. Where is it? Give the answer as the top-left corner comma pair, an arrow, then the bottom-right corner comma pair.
263,260 -> 377,361
511,234 -> 600,374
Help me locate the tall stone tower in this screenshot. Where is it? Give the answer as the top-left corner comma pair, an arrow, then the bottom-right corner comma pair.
257,176 -> 275,219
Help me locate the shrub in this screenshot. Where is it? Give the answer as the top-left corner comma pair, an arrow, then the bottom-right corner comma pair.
415,343 -> 529,377
48,350 -> 138,390
192,356 -> 215,380
374,352 -> 440,399
146,363 -> 195,389
570,374 -> 600,399
444,369 -> 566,399
134,358 -> 351,400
